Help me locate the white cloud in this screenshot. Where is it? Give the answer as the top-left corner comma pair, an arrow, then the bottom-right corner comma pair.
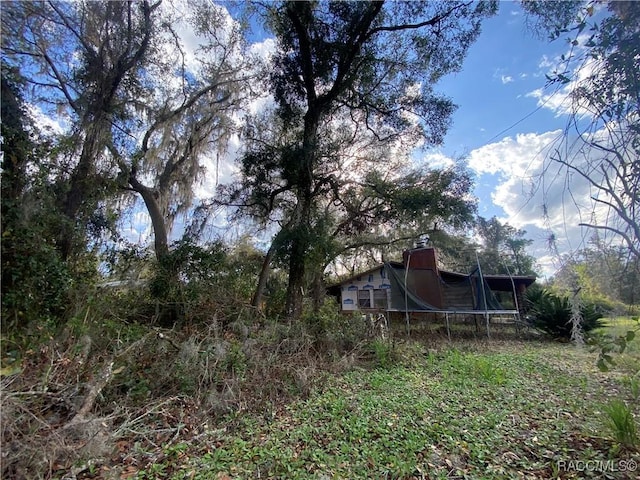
119,210 -> 153,245
26,104 -> 68,136
194,135 -> 242,199
529,40 -> 601,118
467,130 -> 560,179
420,151 -> 455,169
501,75 -> 514,84
250,37 -> 276,60
537,54 -> 556,69
466,126 -> 630,278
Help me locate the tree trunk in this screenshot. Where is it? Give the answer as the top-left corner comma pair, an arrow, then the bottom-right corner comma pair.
129,177 -> 170,262
251,241 -> 276,309
284,201 -> 310,320
129,175 -> 181,324
59,123 -> 105,260
283,107 -> 320,320
311,268 -> 325,313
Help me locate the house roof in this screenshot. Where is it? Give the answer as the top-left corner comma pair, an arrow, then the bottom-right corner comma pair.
328,261 -> 536,294
329,261 -> 402,287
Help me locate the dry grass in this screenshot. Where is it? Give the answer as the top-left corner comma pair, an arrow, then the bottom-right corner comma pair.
0,314 -> 373,479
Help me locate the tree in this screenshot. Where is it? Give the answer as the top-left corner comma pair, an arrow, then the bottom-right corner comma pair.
223,104 -> 477,313
1,63 -> 70,330
239,0 -> 497,319
522,1 -> 640,259
551,237 -> 640,311
2,0 -> 162,260
107,1 -> 256,265
3,0 -> 257,273
475,216 -> 537,276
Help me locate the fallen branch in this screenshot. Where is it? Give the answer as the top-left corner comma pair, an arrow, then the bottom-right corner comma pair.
65,332 -> 154,427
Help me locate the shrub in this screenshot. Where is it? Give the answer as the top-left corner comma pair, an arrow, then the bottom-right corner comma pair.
302,299 -> 368,354
525,289 -> 605,340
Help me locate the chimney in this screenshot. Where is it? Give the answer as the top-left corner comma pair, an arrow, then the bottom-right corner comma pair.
401,245 -> 444,308
403,245 -> 438,270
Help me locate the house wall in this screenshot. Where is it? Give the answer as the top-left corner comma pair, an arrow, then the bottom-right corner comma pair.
339,267 -> 392,311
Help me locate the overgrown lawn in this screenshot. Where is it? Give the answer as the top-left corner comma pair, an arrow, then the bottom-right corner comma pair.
131,339 -> 639,480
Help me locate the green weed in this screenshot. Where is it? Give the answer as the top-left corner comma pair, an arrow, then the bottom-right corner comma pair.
472,356 -> 507,385
602,398 -> 638,448
622,373 -> 640,401
370,338 -> 395,368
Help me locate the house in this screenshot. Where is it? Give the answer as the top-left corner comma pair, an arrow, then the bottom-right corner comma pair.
327,245 -> 536,326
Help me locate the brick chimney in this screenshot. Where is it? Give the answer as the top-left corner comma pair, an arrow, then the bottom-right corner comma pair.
403,246 -> 439,270
402,246 -> 444,308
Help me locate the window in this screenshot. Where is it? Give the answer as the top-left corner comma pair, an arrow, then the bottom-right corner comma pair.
373,289 -> 387,308
358,290 -> 371,308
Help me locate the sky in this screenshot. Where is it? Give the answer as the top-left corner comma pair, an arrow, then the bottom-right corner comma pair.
416,1 -> 602,278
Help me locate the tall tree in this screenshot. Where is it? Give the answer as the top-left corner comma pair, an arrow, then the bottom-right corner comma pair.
2,0 -> 161,260
108,0 -> 256,264
223,107 -> 477,312
3,0 -> 256,268
475,216 -> 537,276
244,0 -> 496,319
522,1 -> 640,259
1,64 -> 69,329
551,237 -> 640,309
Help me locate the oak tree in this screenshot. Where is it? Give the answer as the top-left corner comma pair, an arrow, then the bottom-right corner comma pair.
242,0 -> 497,318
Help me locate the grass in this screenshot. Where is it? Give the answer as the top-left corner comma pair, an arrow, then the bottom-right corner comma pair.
603,399 -> 638,449
126,336 -> 639,480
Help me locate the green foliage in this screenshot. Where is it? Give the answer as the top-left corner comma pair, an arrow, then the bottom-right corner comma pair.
525,288 -> 605,339
551,241 -> 640,313
475,216 -> 537,276
622,373 -> 640,402
601,399 -> 638,449
471,356 -> 507,385
370,339 -> 395,369
146,238 -> 267,325
150,239 -> 226,298
1,64 -> 74,334
143,341 -> 639,479
302,299 -> 368,353
1,228 -> 71,332
589,317 -> 640,372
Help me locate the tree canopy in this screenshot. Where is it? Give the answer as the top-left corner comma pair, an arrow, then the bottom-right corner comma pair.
229,0 -> 497,318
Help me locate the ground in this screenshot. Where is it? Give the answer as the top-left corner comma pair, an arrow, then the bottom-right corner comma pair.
97,320 -> 639,480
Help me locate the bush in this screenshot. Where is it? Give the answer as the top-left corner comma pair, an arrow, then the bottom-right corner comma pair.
525,289 -> 605,340
302,299 -> 368,354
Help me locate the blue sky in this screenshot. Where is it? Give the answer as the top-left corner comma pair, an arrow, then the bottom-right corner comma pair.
420,1 -> 599,277
438,2 -> 563,209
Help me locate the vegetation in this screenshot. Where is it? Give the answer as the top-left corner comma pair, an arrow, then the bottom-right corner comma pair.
1,1 -> 639,479
225,1 -> 497,319
550,240 -> 640,315
525,288 -> 605,340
